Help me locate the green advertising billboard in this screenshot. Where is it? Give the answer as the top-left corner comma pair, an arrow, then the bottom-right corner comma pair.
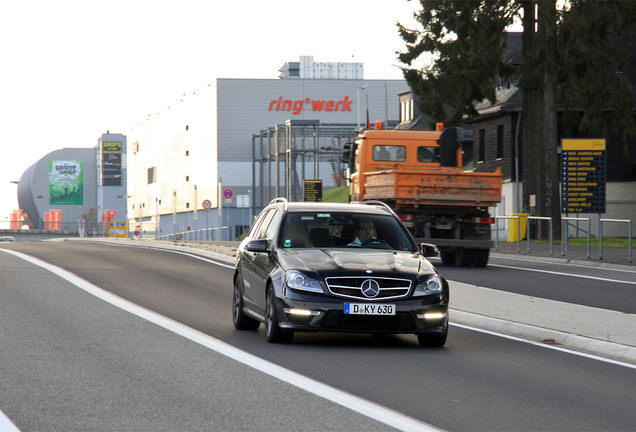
49,160 -> 83,205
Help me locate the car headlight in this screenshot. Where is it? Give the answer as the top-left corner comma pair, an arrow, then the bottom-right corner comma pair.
285,271 -> 324,293
413,274 -> 443,296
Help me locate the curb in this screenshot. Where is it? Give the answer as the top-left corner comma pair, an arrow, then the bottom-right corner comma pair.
491,252 -> 636,271
450,310 -> 636,366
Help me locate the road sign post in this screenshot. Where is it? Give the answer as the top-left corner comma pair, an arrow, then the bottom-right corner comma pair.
202,200 -> 212,241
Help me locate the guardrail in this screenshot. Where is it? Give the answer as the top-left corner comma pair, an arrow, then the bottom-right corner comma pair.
495,215 -> 521,253
156,226 -> 231,241
561,217 -> 591,258
527,216 -> 553,255
494,215 -> 633,262
599,219 -> 632,262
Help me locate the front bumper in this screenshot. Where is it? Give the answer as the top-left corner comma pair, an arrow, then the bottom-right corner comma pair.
276,290 -> 448,335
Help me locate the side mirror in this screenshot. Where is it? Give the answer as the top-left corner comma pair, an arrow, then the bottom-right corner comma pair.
246,239 -> 269,253
342,143 -> 353,164
420,243 -> 439,258
438,127 -> 464,168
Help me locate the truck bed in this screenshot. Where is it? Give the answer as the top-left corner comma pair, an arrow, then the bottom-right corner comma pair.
363,166 -> 503,208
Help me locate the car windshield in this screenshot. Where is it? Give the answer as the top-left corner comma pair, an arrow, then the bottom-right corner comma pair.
280,212 -> 416,251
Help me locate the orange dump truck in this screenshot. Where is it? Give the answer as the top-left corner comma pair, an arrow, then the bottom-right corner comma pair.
344,124 -> 503,267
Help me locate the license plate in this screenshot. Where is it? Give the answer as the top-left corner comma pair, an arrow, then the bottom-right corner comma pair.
344,303 -> 395,315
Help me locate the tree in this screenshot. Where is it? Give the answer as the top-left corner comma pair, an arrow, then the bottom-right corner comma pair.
397,0 -> 521,127
397,0 -> 636,239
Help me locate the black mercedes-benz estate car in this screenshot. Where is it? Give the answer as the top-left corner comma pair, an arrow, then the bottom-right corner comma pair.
232,198 -> 449,346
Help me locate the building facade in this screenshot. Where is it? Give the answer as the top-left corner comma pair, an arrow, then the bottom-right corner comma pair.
126,57 -> 408,240
17,133 -> 127,234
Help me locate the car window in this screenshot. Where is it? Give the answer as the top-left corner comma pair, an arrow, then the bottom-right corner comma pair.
255,209 -> 276,240
280,212 -> 415,251
248,209 -> 269,238
262,210 -> 280,248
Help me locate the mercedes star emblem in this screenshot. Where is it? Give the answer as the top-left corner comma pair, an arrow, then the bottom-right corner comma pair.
361,279 -> 380,298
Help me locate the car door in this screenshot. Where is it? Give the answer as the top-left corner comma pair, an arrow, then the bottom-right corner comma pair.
237,209 -> 265,302
250,209 -> 281,312
241,209 -> 278,313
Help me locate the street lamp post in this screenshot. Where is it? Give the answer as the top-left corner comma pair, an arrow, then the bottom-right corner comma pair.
155,197 -> 159,239
36,195 -> 43,229
357,84 -> 369,128
138,199 -> 143,240
194,185 -> 198,240
248,189 -> 252,228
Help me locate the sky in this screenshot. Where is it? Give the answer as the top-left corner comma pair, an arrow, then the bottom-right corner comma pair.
0,0 -> 420,226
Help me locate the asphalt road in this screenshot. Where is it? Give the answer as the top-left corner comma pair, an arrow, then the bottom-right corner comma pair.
2,241 -> 636,431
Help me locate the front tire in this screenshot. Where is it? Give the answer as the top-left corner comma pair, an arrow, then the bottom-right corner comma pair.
265,287 -> 293,343
233,277 -> 259,330
417,316 -> 448,347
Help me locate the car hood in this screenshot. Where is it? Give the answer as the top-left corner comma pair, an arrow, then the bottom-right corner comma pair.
276,248 -> 437,279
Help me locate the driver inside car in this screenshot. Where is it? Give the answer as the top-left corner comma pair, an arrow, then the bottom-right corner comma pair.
348,218 -> 377,246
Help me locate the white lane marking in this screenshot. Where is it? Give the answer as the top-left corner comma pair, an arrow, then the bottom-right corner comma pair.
1,249 -> 440,432
0,410 -> 21,432
492,255 -> 636,274
146,248 -> 236,269
84,241 -> 237,269
488,263 -> 636,285
450,322 -> 636,370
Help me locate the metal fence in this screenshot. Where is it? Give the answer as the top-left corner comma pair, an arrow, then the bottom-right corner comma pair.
599,219 -> 632,262
495,214 -> 633,262
156,226 -> 232,242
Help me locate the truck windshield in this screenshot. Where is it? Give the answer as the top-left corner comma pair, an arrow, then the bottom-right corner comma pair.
281,212 -> 415,251
373,145 -> 406,162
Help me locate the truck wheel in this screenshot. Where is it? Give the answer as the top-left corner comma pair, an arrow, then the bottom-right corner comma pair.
473,249 -> 490,267
456,248 -> 474,267
440,251 -> 455,265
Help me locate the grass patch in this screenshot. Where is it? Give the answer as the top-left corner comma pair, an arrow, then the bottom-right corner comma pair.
529,237 -> 636,248
323,186 -> 350,203
565,237 -> 636,248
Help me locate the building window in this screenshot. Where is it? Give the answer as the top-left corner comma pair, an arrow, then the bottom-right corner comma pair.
186,202 -> 190,209
497,125 -> 504,159
159,199 -> 162,205
185,125 -> 189,131
400,99 -> 412,123
478,129 -> 485,163
148,167 -> 156,184
185,150 -> 189,156
186,175 -> 190,182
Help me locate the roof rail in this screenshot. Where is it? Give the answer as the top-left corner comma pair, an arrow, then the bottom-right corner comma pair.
359,200 -> 396,215
269,197 -> 288,210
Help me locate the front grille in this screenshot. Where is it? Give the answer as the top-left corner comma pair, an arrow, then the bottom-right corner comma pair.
321,311 -> 415,331
325,276 -> 412,300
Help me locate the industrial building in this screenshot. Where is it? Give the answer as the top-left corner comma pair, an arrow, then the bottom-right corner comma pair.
17,133 -> 127,235
126,56 -> 408,239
